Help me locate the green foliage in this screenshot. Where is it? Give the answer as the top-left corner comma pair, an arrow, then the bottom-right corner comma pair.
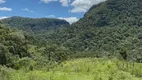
75,0 -> 142,27
1,16 -> 69,33
0,58 -> 142,80
119,48 -> 127,60
0,0 -> 141,62
0,0 -> 142,80
13,57 -> 36,70
32,0 -> 142,60
0,23 -> 32,68
43,44 -> 69,62
40,26 -> 142,61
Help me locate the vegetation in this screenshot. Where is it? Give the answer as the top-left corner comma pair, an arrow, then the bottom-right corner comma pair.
0,0 -> 142,79
0,58 -> 142,80
27,0 -> 142,61
1,16 -> 69,33
75,0 -> 142,27
0,22 -> 31,67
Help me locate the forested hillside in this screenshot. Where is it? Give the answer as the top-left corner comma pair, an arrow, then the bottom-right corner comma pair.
31,0 -> 142,62
74,0 -> 142,27
0,0 -> 142,61
0,0 -> 141,63
1,16 -> 69,33
0,0 -> 142,80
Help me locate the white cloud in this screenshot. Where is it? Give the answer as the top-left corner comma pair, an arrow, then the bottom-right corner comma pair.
40,0 -> 70,7
59,0 -> 70,6
0,7 -> 12,11
0,16 -> 9,20
22,8 -> 34,12
45,15 -> 78,24
58,17 -> 79,24
0,0 -> 6,4
40,0 -> 106,12
71,0 -> 106,13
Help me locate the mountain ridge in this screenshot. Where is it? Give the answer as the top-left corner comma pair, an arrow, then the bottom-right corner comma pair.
1,16 -> 70,33
74,0 -> 142,27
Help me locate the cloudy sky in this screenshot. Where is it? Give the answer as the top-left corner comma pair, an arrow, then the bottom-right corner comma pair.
0,0 -> 106,24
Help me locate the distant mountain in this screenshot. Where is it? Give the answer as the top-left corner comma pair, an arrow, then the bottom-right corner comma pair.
1,16 -> 70,33
74,0 -> 142,27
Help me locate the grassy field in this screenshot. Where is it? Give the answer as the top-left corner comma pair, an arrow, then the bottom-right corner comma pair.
0,58 -> 142,80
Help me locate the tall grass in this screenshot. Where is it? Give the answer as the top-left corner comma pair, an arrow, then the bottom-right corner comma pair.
0,58 -> 142,80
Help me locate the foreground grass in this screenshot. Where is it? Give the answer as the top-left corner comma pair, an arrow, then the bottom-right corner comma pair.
0,58 -> 142,80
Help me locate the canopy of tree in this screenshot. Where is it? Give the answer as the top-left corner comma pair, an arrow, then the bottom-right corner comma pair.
33,0 -> 142,61
0,22 -> 32,67
74,0 -> 142,27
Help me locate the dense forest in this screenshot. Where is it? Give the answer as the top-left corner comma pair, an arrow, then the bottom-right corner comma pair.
75,0 -> 142,27
1,16 -> 69,33
0,0 -> 142,80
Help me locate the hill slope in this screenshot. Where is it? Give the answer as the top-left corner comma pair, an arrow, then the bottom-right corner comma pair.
39,0 -> 142,61
74,0 -> 142,27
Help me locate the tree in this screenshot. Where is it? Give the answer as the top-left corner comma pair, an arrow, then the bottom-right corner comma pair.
44,45 -> 57,61
43,45 -> 68,62
119,48 -> 127,60
0,44 -> 8,65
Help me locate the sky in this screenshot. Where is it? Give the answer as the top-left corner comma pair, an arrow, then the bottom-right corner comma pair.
0,0 -> 106,24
